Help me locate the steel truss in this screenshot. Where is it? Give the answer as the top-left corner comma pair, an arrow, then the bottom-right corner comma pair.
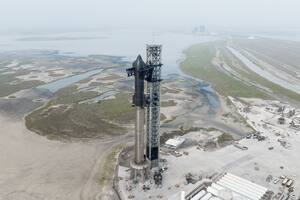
145,45 -> 162,168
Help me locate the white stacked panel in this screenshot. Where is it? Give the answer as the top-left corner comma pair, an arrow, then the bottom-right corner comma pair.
207,186 -> 219,197
211,183 -> 225,191
217,179 -> 261,200
224,174 -> 267,195
191,190 -> 206,200
226,173 -> 267,192
188,174 -> 268,200
200,193 -> 212,200
211,183 -> 250,200
219,177 -> 264,197
209,197 -> 222,200
216,173 -> 268,200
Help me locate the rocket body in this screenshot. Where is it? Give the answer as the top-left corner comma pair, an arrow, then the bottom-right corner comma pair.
135,107 -> 145,164
132,55 -> 146,165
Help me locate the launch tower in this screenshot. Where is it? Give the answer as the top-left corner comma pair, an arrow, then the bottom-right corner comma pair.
145,45 -> 162,168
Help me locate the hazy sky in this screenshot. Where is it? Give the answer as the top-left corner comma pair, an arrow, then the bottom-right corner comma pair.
1,0 -> 300,32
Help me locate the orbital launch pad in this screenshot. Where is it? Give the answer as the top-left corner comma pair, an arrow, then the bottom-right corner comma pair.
126,45 -> 162,181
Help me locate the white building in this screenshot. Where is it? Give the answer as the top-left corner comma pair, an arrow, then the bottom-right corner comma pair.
165,137 -> 186,149
187,173 -> 269,200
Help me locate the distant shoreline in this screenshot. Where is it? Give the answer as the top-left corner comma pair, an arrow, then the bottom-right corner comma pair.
17,36 -> 107,42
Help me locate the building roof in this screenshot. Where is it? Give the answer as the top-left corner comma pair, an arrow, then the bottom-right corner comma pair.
165,137 -> 186,148
187,173 -> 268,200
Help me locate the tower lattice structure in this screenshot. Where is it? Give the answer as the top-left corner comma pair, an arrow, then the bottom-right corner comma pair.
145,45 -> 162,168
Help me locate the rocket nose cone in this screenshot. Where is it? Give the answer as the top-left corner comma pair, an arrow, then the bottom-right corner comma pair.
136,54 -> 143,61
133,55 -> 146,70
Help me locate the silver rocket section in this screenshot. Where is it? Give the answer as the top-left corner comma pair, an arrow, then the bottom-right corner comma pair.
135,107 -> 145,165
131,55 -> 147,166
